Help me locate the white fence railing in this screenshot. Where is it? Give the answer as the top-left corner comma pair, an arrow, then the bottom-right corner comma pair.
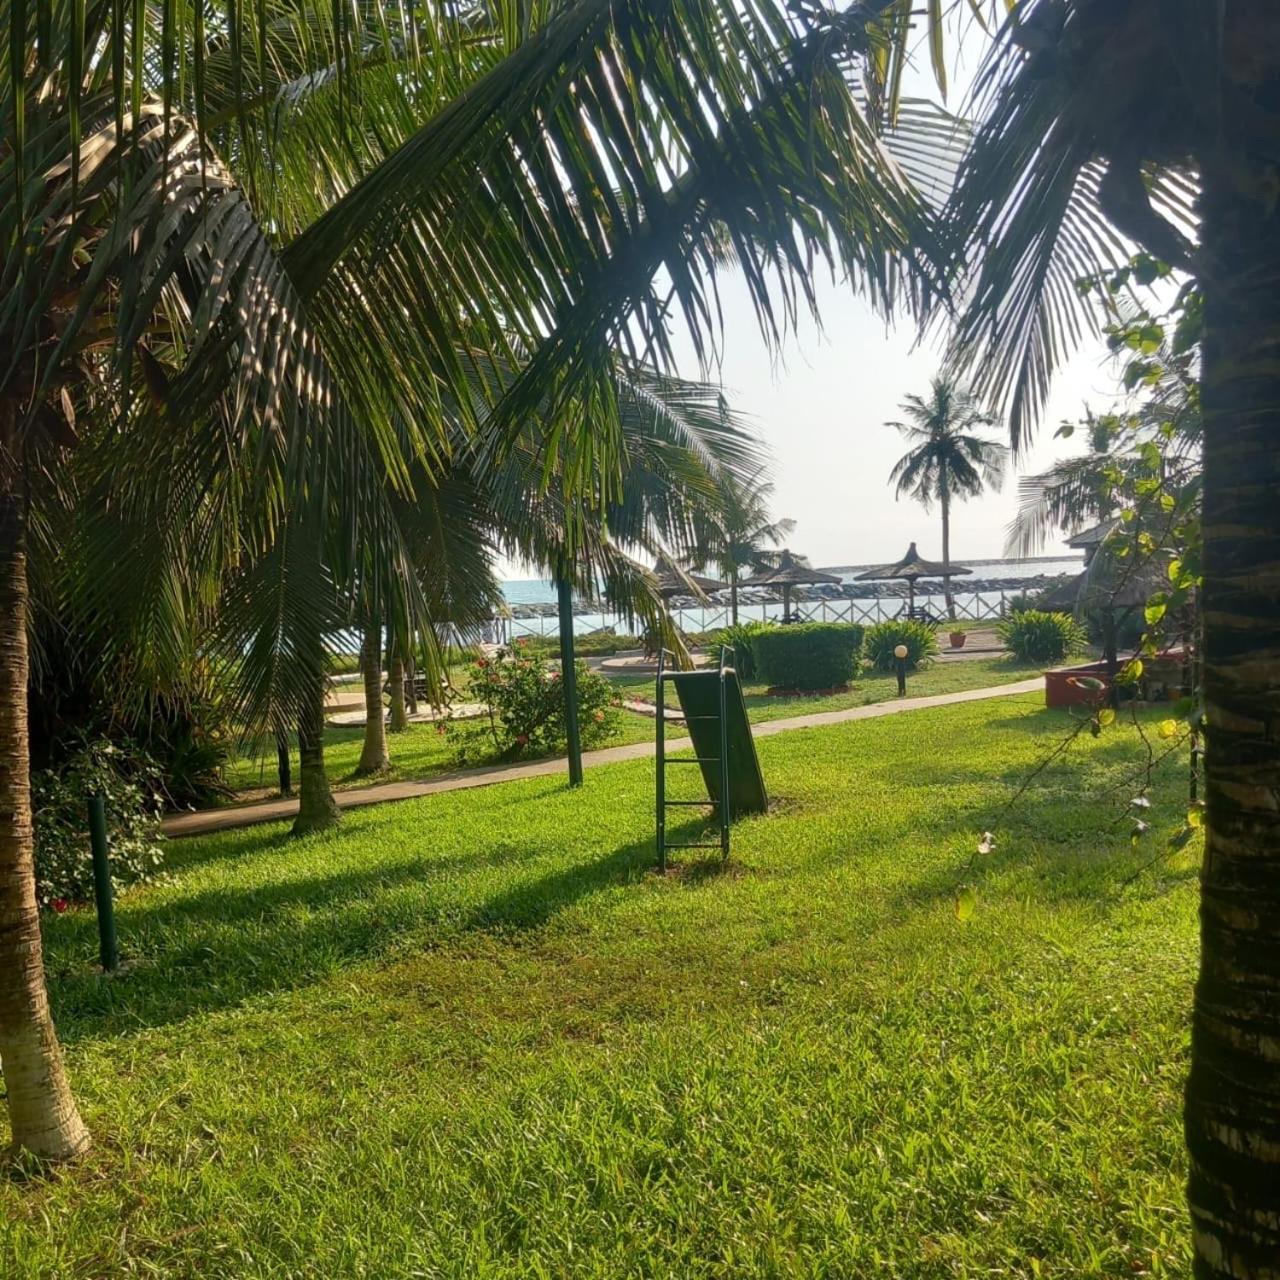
500,590 -> 1018,642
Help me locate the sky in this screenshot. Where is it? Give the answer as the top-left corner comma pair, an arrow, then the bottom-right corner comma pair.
660,271 -> 1121,570
651,13 -> 1127,572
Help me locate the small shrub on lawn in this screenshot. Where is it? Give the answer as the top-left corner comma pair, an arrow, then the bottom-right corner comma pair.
752,623 -> 864,691
864,620 -> 939,671
467,650 -> 621,759
31,738 -> 166,907
999,610 -> 1088,664
710,621 -> 773,680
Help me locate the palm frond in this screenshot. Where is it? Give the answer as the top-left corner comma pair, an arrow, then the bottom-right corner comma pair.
943,0 -> 1200,450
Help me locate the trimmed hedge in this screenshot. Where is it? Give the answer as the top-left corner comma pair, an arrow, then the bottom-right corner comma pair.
752,623 -> 864,691
998,609 -> 1087,664
863,619 -> 939,671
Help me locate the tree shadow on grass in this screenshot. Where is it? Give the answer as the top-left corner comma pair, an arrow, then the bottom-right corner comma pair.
46,804 -> 687,1045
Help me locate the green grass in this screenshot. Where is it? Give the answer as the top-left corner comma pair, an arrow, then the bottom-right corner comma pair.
613,653 -> 1040,723
223,656 -> 1035,802
9,697 -> 1197,1277
223,707 -> 654,799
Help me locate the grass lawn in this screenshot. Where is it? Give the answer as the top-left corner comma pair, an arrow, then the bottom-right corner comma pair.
10,696 -> 1197,1277
612,653 -> 1043,724
223,656 -> 1038,803
222,707 -> 655,799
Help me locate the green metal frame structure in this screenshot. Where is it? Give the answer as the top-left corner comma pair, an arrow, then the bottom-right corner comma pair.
655,645 -> 768,870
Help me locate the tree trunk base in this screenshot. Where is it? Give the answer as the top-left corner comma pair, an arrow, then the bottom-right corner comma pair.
291,776 -> 339,837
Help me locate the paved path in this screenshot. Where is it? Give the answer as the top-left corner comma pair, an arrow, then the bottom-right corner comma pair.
163,678 -> 1041,839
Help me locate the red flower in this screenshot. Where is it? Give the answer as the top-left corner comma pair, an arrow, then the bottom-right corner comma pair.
515,733 -> 529,746
51,898 -> 69,914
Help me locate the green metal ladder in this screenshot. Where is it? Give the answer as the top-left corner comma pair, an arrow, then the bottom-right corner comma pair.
655,646 -> 768,870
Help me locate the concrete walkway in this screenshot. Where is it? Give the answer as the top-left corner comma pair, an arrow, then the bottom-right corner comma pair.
163,678 -> 1041,839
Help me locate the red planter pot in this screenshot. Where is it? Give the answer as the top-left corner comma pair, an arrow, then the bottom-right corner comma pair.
1044,660 -> 1112,709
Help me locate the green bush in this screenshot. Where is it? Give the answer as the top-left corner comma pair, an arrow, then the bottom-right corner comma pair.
711,621 -> 773,680
31,738 -> 166,907
466,650 -> 621,759
751,623 -> 864,691
998,610 -> 1087,664
863,620 -> 939,671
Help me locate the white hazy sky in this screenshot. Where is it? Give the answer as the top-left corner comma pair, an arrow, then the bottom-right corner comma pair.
662,272 -> 1121,569
656,15 -> 1126,571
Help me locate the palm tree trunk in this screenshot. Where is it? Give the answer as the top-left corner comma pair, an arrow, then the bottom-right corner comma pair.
404,638 -> 419,715
1185,20 -> 1280,1271
0,470 -> 89,1161
730,574 -> 739,626
292,628 -> 338,836
275,728 -> 292,797
940,463 -> 955,620
387,640 -> 409,733
355,623 -> 389,775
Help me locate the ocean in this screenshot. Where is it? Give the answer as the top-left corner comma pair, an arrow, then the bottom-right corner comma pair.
498,555 -> 1084,637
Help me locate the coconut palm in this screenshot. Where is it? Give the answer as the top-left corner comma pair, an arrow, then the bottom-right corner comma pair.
885,376 -> 1006,617
944,1 -> 1280,1268
3,0 -> 962,1158
342,356 -> 759,808
691,469 -> 794,624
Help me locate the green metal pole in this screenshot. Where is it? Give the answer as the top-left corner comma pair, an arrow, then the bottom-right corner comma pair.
87,794 -> 119,972
556,570 -> 584,787
656,648 -> 666,872
719,647 -> 731,860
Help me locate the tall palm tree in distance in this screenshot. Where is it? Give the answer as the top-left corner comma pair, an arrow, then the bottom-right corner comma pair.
699,470 -> 795,625
885,376 -> 1007,618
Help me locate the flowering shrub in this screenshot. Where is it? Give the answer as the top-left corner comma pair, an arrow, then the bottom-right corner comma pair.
30,738 -> 166,907
466,650 -> 621,759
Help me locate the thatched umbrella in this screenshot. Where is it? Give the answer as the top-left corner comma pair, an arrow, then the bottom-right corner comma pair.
741,549 -> 841,619
853,541 -> 972,615
652,551 -> 727,601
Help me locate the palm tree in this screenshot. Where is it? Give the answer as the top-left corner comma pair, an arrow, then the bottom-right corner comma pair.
355,623 -> 390,776
943,2 -> 1280,1268
885,377 -> 1006,618
1,0 -> 950,1163
700,471 -> 796,625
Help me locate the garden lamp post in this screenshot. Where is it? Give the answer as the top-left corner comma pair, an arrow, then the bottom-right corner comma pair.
894,644 -> 909,697
87,794 -> 119,972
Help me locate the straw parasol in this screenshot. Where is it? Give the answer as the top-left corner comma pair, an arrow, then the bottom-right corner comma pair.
651,551 -> 727,601
741,549 -> 842,619
853,541 -> 972,615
